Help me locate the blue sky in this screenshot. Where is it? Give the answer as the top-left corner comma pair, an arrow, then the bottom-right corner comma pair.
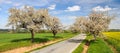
0,0 -> 120,29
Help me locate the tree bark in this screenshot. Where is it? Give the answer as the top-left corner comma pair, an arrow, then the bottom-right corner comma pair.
52,30 -> 56,37
12,25 -> 15,33
53,33 -> 56,37
93,34 -> 96,41
30,29 -> 34,43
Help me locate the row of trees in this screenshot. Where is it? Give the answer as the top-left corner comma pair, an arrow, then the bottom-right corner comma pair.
71,11 -> 114,40
7,6 -> 115,42
7,6 -> 62,42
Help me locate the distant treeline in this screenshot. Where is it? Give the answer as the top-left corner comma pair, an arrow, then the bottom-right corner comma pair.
108,29 -> 120,32
0,29 -> 69,33
0,29 -> 120,33
0,29 -> 51,33
0,29 -> 10,33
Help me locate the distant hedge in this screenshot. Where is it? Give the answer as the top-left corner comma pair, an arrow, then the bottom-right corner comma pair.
108,29 -> 120,32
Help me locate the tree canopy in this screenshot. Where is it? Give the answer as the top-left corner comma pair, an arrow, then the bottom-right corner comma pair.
72,11 -> 114,40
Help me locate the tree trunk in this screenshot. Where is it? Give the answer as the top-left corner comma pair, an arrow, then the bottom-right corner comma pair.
93,34 -> 96,41
52,30 -> 56,37
30,29 -> 34,43
53,33 -> 56,37
12,25 -> 15,33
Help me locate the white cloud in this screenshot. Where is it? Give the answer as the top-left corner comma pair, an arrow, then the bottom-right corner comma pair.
20,5 -> 32,9
21,0 -> 49,6
109,17 -> 120,29
50,10 -> 64,15
48,4 -> 56,10
0,0 -> 49,7
0,0 -> 12,4
0,0 -> 4,3
68,16 -> 77,20
61,16 -> 77,21
92,6 -> 112,12
65,5 -> 80,12
54,0 -> 111,4
60,16 -> 78,29
13,3 -> 21,7
62,23 -> 71,29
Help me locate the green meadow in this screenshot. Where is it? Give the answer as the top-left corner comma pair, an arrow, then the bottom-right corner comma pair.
0,33 -> 77,52
73,32 -> 120,53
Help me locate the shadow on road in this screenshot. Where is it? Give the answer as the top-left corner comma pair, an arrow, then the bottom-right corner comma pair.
67,39 -> 84,43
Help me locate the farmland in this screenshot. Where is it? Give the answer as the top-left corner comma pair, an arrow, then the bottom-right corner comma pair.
0,33 -> 77,52
1,32 -> 119,53
0,0 -> 119,53
73,34 -> 113,53
103,32 -> 120,53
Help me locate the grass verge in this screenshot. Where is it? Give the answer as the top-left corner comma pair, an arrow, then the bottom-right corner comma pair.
72,34 -> 92,53
0,33 -> 78,52
87,38 -> 113,53
73,34 -> 113,53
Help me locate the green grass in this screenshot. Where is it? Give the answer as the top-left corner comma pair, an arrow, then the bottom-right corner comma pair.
103,32 -> 120,53
87,38 -> 113,53
72,41 -> 85,53
0,33 -> 78,52
73,34 -> 113,53
72,34 -> 92,53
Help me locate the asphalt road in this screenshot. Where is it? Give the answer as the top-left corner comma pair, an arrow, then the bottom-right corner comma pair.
31,34 -> 86,53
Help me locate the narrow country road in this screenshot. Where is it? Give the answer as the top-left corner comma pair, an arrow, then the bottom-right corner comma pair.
31,34 -> 86,53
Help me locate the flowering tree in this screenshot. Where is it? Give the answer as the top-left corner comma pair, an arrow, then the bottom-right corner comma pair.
70,16 -> 87,33
48,16 -> 62,37
7,6 -> 50,42
6,8 -> 20,32
73,11 -> 114,40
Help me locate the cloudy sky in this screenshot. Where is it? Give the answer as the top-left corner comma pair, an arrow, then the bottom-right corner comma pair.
0,0 -> 120,29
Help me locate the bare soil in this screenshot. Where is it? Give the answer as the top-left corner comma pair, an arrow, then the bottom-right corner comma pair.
109,45 -> 117,53
82,41 -> 90,53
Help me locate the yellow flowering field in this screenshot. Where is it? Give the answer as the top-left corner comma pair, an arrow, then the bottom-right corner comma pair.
103,32 -> 120,53
103,32 -> 120,40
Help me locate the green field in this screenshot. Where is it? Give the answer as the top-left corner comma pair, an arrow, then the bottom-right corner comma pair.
73,34 -> 113,53
1,32 -> 120,53
103,32 -> 120,53
87,38 -> 113,53
0,33 -> 77,52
